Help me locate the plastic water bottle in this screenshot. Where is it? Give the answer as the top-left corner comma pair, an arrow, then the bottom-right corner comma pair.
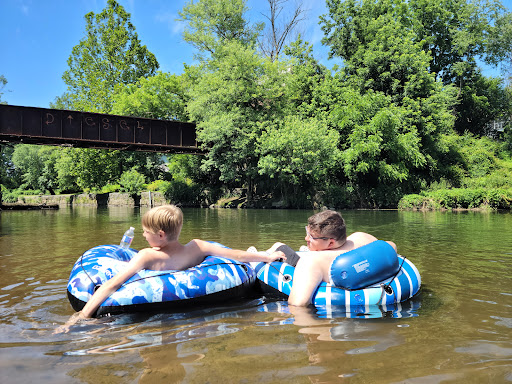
120,227 -> 135,249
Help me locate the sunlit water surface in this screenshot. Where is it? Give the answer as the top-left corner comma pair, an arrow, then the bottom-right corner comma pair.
0,207 -> 511,383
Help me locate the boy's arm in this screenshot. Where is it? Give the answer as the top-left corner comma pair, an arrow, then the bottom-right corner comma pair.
191,239 -> 285,263
81,254 -> 146,317
54,252 -> 149,333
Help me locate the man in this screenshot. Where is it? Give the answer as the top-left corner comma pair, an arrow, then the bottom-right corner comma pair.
268,210 -> 396,306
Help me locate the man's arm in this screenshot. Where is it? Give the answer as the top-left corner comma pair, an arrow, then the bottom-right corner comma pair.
288,256 -> 324,306
288,250 -> 351,306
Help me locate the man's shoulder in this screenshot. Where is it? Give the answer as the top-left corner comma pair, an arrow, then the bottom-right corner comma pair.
348,231 -> 377,240
347,231 -> 378,247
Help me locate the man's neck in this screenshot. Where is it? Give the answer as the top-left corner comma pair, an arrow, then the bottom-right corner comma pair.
325,239 -> 346,251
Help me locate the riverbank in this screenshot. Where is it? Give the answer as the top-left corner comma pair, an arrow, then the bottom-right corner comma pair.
0,203 -> 59,210
3,186 -> 512,211
2,191 -> 168,208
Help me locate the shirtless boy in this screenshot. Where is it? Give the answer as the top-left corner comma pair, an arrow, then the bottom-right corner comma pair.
55,205 -> 284,333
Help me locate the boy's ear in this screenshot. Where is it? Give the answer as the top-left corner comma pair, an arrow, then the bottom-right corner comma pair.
158,229 -> 166,238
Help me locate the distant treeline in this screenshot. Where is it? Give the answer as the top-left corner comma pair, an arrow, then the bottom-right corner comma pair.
1,0 -> 511,209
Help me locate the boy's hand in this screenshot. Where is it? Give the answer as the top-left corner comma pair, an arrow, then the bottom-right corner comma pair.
53,311 -> 87,334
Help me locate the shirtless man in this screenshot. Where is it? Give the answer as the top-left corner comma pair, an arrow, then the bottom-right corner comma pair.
268,210 -> 396,307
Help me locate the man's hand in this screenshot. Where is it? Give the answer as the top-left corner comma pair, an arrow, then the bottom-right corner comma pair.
266,251 -> 286,263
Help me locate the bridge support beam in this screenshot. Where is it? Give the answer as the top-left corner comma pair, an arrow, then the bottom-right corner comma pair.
0,104 -> 200,153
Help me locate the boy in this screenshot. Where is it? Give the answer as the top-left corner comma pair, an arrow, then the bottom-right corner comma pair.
55,205 -> 285,333
267,210 -> 396,307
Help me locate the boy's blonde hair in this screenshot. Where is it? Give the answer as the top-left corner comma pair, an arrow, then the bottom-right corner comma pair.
142,205 -> 183,240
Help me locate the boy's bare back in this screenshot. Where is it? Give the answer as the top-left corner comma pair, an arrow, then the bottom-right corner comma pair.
137,239 -> 214,271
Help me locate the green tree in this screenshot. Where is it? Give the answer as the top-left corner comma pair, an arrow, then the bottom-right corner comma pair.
47,0 -> 164,194
455,68 -> 512,135
54,0 -> 159,113
112,71 -> 195,187
117,151 -> 166,184
54,148 -> 80,193
332,90 -> 439,205
408,0 -> 512,83
178,0 -> 263,56
187,41 -> 287,199
316,1 -> 459,205
11,145 -> 61,194
64,148 -> 121,191
119,168 -> 146,194
258,116 -> 341,203
0,75 -> 7,104
112,72 -> 188,121
0,145 -> 19,190
322,8 -> 439,103
56,147 -> 165,192
322,0 -> 512,83
320,0 -> 512,135
282,37 -> 329,118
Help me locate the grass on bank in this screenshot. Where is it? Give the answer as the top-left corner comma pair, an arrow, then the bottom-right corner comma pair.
398,135 -> 512,210
398,188 -> 512,210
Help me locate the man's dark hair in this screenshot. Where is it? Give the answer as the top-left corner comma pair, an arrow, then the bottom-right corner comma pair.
308,210 -> 346,242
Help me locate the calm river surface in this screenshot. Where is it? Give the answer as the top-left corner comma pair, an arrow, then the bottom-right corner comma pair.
0,207 -> 511,383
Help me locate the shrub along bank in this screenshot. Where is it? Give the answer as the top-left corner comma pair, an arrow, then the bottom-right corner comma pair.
6,187 -> 512,211
398,188 -> 512,210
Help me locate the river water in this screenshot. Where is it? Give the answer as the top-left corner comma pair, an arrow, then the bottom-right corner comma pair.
0,207 -> 511,383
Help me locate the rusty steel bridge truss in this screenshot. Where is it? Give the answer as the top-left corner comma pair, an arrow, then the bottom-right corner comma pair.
0,104 -> 200,153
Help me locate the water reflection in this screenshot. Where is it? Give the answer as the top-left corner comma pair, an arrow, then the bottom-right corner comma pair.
51,296 -> 427,382
1,208 -> 512,383
64,313 -> 244,356
60,297 -> 428,358
254,301 -> 420,382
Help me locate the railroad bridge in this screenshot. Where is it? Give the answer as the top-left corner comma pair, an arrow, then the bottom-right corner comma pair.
0,104 -> 200,153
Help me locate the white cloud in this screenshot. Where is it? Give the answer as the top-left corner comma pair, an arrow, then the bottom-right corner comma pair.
155,11 -> 185,36
18,0 -> 32,15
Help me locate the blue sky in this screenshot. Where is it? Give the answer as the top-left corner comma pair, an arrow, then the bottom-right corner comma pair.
1,0 -> 510,109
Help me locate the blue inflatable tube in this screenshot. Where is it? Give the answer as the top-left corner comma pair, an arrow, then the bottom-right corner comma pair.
329,241 -> 399,290
254,241 -> 421,308
258,299 -> 422,320
67,244 -> 255,317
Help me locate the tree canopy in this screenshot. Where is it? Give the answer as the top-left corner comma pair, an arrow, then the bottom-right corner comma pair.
4,0 -> 512,208
54,0 -> 159,113
112,72 -> 188,121
178,0 -> 263,56
320,0 -> 512,135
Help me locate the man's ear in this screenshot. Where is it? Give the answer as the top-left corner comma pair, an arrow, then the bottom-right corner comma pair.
327,238 -> 337,250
